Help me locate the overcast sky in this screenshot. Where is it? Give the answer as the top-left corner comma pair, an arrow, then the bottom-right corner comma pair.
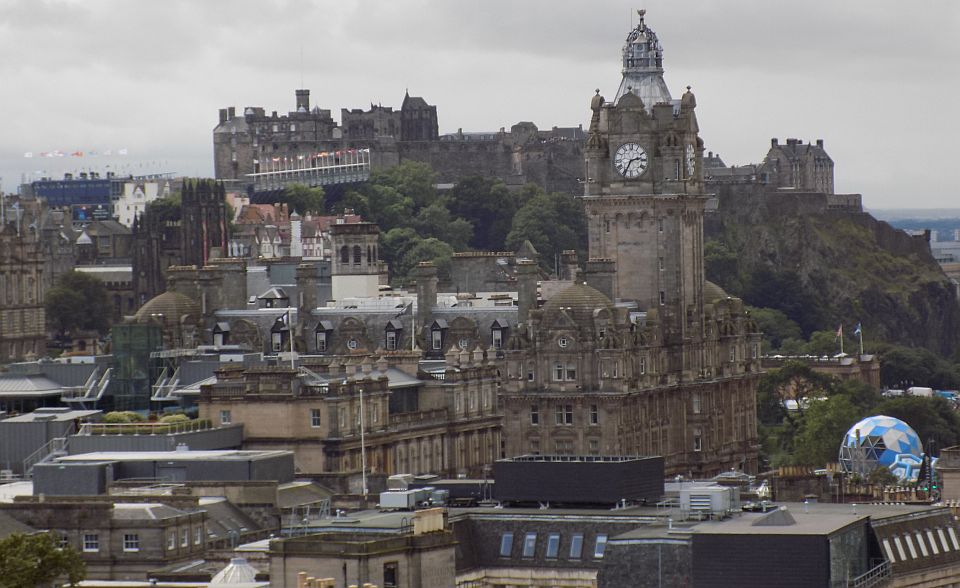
1,0 -> 957,209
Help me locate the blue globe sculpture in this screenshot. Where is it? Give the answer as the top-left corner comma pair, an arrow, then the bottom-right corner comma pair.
838,415 -> 924,481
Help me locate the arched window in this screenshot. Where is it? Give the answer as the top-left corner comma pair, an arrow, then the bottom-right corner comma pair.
340,246 -> 349,264
353,245 -> 362,265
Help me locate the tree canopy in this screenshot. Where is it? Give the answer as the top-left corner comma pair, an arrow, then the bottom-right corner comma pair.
45,270 -> 112,338
0,532 -> 85,588
280,183 -> 326,215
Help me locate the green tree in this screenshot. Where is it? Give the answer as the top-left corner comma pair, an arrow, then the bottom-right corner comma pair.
280,183 -> 326,215
704,240 -> 742,294
45,271 -> 112,338
411,202 -> 474,251
757,360 -> 836,426
0,532 -> 85,588
748,307 -> 803,353
876,396 -> 960,456
742,268 -> 823,336
447,176 -> 517,251
370,160 -> 438,209
875,343 -> 960,389
804,330 -> 845,357
505,188 -> 587,269
793,394 -> 862,466
397,238 -> 455,280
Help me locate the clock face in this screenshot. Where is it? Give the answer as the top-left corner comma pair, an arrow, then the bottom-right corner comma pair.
685,144 -> 696,177
613,143 -> 648,178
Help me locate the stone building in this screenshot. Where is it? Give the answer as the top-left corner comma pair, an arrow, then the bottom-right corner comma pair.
197,351 -> 501,486
132,179 -> 228,306
759,137 -> 835,193
214,90 -> 585,196
499,12 -> 762,477
0,201 -> 50,362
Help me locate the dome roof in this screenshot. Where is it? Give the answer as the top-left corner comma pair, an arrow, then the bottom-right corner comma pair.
210,557 -> 258,584
133,290 -> 201,324
540,282 -> 613,327
704,280 -> 730,303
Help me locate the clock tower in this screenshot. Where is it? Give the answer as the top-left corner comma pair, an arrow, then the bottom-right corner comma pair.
583,10 -> 706,368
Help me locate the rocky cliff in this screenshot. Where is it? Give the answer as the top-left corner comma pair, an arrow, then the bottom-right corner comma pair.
704,186 -> 960,356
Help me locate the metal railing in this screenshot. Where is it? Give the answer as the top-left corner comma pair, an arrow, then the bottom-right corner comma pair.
22,437 -> 68,476
151,366 -> 181,401
848,560 -> 891,588
78,419 -> 212,436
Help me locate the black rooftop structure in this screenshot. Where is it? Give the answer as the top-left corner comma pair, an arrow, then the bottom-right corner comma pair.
493,455 -> 664,506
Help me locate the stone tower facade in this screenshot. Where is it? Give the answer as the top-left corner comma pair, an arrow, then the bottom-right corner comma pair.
180,180 -> 228,269
500,13 -> 762,477
329,222 -> 380,301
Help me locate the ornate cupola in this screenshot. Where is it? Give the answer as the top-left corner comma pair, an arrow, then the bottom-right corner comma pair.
614,9 -> 673,109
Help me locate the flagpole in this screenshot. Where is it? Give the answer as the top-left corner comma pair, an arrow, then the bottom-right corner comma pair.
839,325 -> 844,355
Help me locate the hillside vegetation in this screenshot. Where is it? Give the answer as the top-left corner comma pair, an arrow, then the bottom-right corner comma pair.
705,189 -> 960,356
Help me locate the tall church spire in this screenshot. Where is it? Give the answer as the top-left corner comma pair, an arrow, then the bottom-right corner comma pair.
614,9 -> 673,109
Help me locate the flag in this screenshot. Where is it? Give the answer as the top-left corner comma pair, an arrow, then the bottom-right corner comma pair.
835,324 -> 843,338
853,323 -> 862,336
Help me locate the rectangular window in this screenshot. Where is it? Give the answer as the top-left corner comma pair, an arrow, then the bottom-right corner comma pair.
692,392 -> 701,414
383,561 -> 398,588
553,363 -> 564,381
694,428 -> 703,452
555,439 -> 574,455
594,534 -> 608,558
431,329 -> 442,350
181,529 -> 189,547
659,291 -> 666,305
168,531 -> 176,550
729,346 -> 736,362
570,533 -> 584,559
530,404 -> 539,425
530,438 -> 540,455
565,364 -> 577,381
492,328 -> 503,349
588,438 -> 600,455
751,343 -> 759,359
546,533 -> 561,558
590,404 -> 599,425
195,526 -> 203,545
316,331 -> 327,352
310,408 -> 322,428
658,256 -> 664,271
272,332 -> 283,352
220,410 -> 231,425
522,532 -> 537,557
639,357 -> 646,375
556,404 -> 573,425
59,534 -> 69,550
386,330 -> 397,351
499,532 -> 513,557
123,533 -> 140,552
83,533 -> 99,552
658,219 -> 664,232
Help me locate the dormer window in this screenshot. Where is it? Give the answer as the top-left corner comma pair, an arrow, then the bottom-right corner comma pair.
315,320 -> 333,353
270,316 -> 289,352
212,322 -> 230,347
385,319 -> 403,351
430,319 -> 448,351
491,319 -> 509,350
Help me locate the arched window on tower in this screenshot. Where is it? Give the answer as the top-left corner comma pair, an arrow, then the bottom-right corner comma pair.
353,245 -> 362,265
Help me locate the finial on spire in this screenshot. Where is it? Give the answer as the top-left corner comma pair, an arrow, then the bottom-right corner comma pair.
637,9 -> 646,17
595,88 -> 600,95
687,85 -> 691,91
